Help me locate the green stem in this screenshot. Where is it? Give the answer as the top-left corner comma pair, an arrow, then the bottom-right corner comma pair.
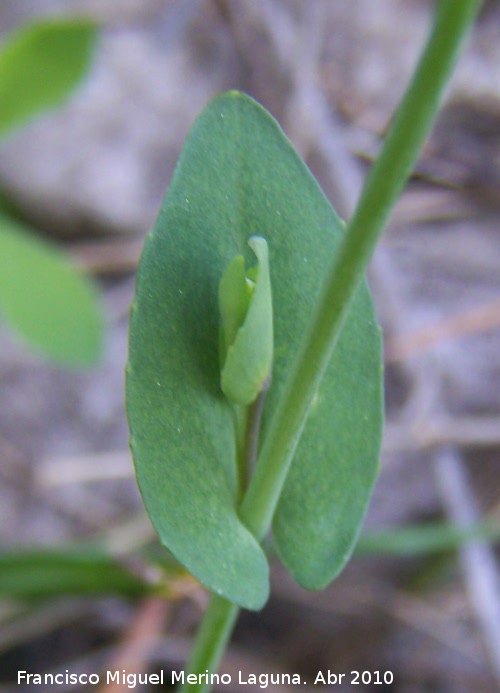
242,378 -> 270,489
179,595 -> 240,693
181,1 -> 481,690
240,0 -> 482,538
234,379 -> 270,501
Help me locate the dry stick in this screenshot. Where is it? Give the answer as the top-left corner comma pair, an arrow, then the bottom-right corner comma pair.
97,596 -> 170,693
283,1 -> 362,217
435,447 -> 500,684
383,415 -> 500,453
386,296 -> 500,362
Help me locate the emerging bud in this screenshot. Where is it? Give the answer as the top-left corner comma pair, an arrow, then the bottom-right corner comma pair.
219,236 -> 273,405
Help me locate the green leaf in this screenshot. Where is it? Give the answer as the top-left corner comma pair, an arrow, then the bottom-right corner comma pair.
0,548 -> 148,600
0,17 -> 97,139
0,215 -> 102,366
126,91 -> 382,607
272,282 -> 383,589
220,236 -> 273,406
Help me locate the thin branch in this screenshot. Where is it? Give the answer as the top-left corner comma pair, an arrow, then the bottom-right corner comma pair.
97,597 -> 169,693
386,296 -> 500,363
434,447 -> 500,686
383,415 -> 500,453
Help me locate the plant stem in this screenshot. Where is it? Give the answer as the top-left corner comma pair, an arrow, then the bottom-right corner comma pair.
240,0 -> 482,539
181,1 -> 481,690
242,378 -> 270,489
179,595 -> 240,693
235,379 -> 270,501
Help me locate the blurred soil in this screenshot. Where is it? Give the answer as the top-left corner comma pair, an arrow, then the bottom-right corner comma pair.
0,1 -> 499,692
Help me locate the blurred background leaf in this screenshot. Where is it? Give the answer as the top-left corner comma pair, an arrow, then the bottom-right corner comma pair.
0,548 -> 148,600
0,17 -> 102,366
0,18 -> 97,139
0,215 -> 102,366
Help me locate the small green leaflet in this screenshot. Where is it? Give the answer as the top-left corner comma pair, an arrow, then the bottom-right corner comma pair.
220,236 -> 273,406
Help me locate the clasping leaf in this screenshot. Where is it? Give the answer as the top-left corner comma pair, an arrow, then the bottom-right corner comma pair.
126,91 -> 382,609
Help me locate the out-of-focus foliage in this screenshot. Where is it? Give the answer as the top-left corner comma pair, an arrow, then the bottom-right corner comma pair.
0,548 -> 149,600
0,18 -> 96,138
0,18 -> 103,366
0,216 -> 102,366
